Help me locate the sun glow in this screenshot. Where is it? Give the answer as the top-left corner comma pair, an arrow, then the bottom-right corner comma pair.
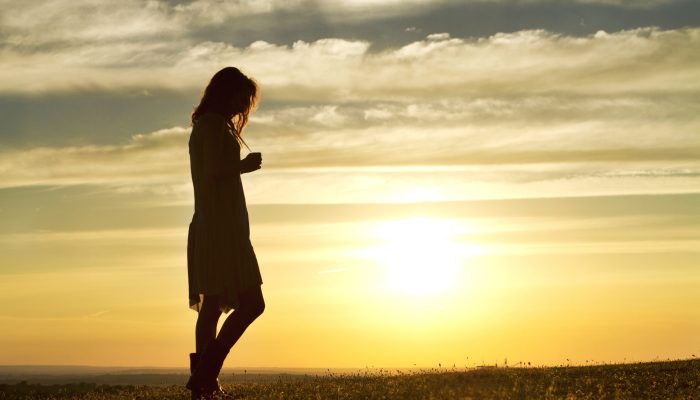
362,217 -> 480,296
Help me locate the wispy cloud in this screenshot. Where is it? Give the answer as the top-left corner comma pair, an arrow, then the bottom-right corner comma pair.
1,2 -> 699,201
0,126 -> 190,188
0,29 -> 699,203
0,121 -> 698,204
0,0 -> 681,49
1,26 -> 698,96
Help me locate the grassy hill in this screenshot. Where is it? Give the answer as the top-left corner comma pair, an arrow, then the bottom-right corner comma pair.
0,359 -> 698,399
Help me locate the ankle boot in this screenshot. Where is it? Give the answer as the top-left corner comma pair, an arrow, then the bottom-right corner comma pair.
186,339 -> 233,399
190,351 -> 229,397
189,352 -> 198,374
188,353 -> 206,400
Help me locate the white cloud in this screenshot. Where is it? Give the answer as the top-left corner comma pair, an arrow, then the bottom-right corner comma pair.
1,28 -> 698,198
0,103 -> 698,204
1,4 -> 698,202
0,27 -> 698,100
309,105 -> 348,127
426,32 -> 451,41
0,127 -> 191,188
0,0 -> 679,50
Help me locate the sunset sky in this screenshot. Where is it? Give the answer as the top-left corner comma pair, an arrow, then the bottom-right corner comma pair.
1,0 -> 699,369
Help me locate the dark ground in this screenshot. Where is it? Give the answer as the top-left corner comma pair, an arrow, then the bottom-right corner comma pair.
0,359 -> 698,399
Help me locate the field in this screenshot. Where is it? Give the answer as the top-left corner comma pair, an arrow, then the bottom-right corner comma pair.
1,359 -> 698,399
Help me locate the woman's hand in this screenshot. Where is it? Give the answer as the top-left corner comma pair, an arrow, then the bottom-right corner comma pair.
241,152 -> 262,174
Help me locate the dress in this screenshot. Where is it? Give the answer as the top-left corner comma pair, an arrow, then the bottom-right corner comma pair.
187,111 -> 262,314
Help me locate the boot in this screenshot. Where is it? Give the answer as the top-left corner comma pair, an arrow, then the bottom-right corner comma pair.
186,339 -> 233,399
189,352 -> 230,397
189,352 -> 198,374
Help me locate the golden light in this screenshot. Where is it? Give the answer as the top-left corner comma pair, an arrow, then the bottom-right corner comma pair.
361,217 -> 481,296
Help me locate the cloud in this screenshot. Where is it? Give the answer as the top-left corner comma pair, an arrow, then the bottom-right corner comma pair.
0,24 -> 699,198
2,91 -> 697,184
1,22 -> 698,202
0,127 -> 191,188
0,0 -> 680,48
0,27 -> 698,100
0,110 -> 698,205
0,0 -> 276,46
571,0 -> 676,6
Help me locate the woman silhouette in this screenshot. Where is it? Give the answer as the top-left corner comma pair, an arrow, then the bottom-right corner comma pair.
185,66 -> 264,399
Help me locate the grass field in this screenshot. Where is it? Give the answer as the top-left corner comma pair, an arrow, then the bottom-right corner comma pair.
1,359 -> 698,399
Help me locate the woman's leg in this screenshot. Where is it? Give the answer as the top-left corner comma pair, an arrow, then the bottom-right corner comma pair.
195,294 -> 223,353
216,285 -> 265,351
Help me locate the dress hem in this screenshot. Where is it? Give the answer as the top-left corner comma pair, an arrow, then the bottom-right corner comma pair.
188,282 -> 263,314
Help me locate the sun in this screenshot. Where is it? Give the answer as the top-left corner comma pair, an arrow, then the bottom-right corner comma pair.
365,217 -> 476,296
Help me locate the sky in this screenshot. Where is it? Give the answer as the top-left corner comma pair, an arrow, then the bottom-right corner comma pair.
0,0 -> 699,369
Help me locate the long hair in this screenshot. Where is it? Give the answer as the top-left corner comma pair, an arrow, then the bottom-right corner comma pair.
191,67 -> 259,151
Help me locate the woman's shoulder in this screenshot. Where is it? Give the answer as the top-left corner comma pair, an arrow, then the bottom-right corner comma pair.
193,112 -> 228,137
195,111 -> 227,125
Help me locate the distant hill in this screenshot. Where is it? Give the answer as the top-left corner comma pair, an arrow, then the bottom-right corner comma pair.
0,365 -> 369,385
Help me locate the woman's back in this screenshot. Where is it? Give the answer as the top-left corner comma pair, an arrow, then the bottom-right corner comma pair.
189,112 -> 243,223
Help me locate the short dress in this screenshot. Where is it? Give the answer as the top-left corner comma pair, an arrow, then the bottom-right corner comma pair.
186,111 -> 263,314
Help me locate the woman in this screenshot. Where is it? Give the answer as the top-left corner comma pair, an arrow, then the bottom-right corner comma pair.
185,66 -> 265,400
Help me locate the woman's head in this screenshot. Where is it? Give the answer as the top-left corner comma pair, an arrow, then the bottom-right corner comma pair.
191,66 -> 259,139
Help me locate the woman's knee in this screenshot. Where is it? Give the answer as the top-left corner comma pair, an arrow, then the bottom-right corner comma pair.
251,296 -> 265,318
240,291 -> 265,320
